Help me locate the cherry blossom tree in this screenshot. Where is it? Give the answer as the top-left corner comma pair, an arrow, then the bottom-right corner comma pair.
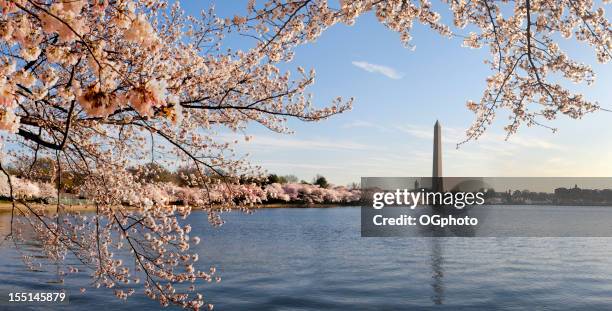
0,0 -> 609,309
0,0 -> 351,309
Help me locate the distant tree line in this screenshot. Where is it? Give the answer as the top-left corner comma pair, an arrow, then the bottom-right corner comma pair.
266,173 -> 329,188
5,156 -> 339,193
482,185 -> 612,205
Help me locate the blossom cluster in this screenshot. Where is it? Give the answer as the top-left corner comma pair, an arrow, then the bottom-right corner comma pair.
264,183 -> 360,204
1,173 -> 361,206
131,182 -> 360,206
0,175 -> 56,200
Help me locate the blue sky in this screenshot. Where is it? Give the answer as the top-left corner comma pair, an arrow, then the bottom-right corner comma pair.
188,1 -> 612,185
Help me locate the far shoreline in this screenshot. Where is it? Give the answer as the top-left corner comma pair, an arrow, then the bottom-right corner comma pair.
3,202 -> 612,214
260,202 -> 358,208
0,201 -> 360,213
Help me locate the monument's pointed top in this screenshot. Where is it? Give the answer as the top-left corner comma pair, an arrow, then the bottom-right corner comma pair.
433,119 -> 442,179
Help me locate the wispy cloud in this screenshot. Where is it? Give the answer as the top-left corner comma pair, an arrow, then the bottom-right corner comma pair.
252,136 -> 368,150
221,134 -> 369,151
342,120 -> 390,132
351,61 -> 404,79
342,120 -> 377,129
394,124 -> 562,151
505,136 -> 563,150
394,125 -> 434,139
259,162 -> 345,170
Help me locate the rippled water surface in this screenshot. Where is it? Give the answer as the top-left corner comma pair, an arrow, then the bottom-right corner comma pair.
2,207 -> 612,310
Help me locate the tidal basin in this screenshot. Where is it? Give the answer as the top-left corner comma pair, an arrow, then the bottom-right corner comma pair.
3,206 -> 612,310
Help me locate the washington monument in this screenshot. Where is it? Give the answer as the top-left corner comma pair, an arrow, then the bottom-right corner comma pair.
433,120 -> 442,177
432,120 -> 443,191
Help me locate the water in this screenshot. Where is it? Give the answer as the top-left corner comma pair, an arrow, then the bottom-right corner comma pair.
2,207 -> 612,310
